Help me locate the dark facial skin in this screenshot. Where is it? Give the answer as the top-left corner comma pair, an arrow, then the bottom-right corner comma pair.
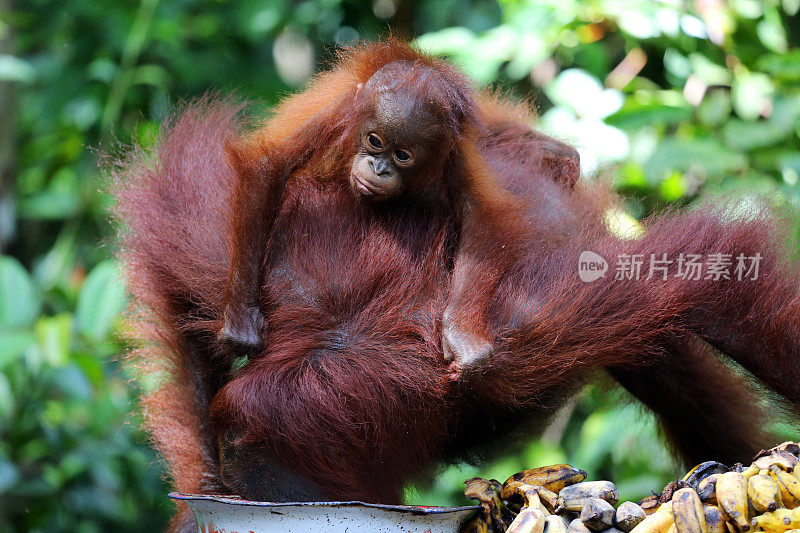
349,129 -> 418,199
349,80 -> 443,200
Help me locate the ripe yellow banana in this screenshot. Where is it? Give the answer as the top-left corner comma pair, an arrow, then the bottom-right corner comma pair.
630,509 -> 675,533
658,502 -> 674,515
502,465 -> 588,499
672,488 -> 707,533
782,507 -> 800,529
748,474 -> 782,512
557,481 -> 620,512
750,508 -> 792,532
741,465 -> 760,480
703,505 -> 726,533
716,471 -> 750,531
769,465 -> 800,509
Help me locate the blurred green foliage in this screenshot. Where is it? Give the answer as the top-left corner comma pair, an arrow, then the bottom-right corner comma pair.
1,0 -> 798,530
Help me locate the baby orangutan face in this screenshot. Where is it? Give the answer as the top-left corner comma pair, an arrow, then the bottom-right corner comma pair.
349,64 -> 447,200
349,128 -> 420,199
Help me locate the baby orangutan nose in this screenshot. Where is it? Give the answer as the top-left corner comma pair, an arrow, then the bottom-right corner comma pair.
349,152 -> 401,199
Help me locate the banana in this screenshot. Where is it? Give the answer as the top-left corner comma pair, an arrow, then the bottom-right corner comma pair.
750,508 -> 792,532
506,483 -> 547,533
616,501 -> 647,532
748,474 -> 782,512
754,452 -> 797,472
520,485 -> 551,517
684,462 -> 730,490
545,515 -> 570,533
507,507 -> 545,533
502,465 -> 588,499
716,471 -> 750,531
504,485 -> 558,512
558,481 -> 620,511
703,505 -> 726,533
464,477 -> 515,530
782,507 -> 800,529
460,512 -> 491,533
569,518 -> 595,533
630,509 -> 675,533
659,502 -> 675,515
698,475 -> 720,504
769,465 -> 800,509
672,488 -> 707,533
581,497 -> 616,531
500,483 -> 556,513
741,465 -> 760,480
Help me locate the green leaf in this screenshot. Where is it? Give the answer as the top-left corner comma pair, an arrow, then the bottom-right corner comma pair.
723,119 -> 793,151
659,172 -> 687,202
697,90 -> 732,127
0,331 -> 36,370
645,138 -> 747,181
76,261 -> 127,342
0,256 -> 40,329
35,313 -> 73,367
756,7 -> 788,53
689,53 -> 732,86
0,373 -> 12,429
606,101 -> 692,130
756,51 -> 800,82
17,191 -> 82,220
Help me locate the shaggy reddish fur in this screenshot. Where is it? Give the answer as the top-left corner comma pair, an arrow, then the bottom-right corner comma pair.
112,40 -> 800,532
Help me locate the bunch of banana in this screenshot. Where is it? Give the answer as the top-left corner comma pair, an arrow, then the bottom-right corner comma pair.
459,444 -> 800,533
460,464 -> 621,533
629,442 -> 800,533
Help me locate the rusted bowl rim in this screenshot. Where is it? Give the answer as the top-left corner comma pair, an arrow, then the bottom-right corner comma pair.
169,492 -> 479,515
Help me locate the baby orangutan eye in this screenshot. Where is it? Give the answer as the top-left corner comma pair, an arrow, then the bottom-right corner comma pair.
394,149 -> 413,165
367,133 -> 383,149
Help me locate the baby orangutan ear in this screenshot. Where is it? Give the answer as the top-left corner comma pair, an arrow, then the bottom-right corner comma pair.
535,133 -> 580,188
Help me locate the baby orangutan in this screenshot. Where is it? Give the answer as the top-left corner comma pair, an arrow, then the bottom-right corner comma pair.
218,54 -> 529,379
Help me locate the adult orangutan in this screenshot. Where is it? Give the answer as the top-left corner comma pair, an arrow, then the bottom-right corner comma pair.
113,40 -> 800,532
